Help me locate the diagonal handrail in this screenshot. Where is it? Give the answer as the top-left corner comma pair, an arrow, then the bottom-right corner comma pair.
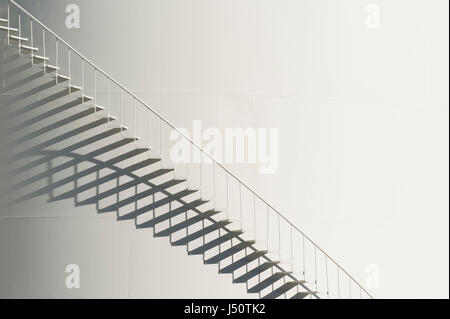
4,0 -> 374,299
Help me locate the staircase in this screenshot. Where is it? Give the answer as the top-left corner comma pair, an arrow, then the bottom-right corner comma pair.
0,0 -> 373,299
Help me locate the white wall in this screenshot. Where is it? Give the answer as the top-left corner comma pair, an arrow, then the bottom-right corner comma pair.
2,0 -> 448,298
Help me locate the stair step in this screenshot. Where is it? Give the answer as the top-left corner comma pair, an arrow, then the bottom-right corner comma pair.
100,178 -> 186,212
117,189 -> 199,219
136,199 -> 209,229
262,281 -> 306,299
0,18 -> 8,23
0,25 -> 18,32
19,45 -> 39,52
248,272 -> 293,294
205,240 -> 256,265
32,55 -> 50,63
56,74 -> 70,81
233,262 -> 279,283
82,95 -> 93,102
154,210 -> 220,237
220,250 -> 268,274
188,231 -> 243,255
77,168 -> 174,206
290,291 -> 315,299
172,220 -> 231,246
8,35 -> 28,42
43,64 -> 60,72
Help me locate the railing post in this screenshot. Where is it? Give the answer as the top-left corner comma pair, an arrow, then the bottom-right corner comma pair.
266,206 -> 269,251
81,58 -> 84,101
278,214 -> 281,263
325,256 -> 330,298
239,183 -> 243,230
337,267 -> 340,299
290,225 -> 293,272
17,14 -> 20,55
42,28 -> 46,74
253,194 -> 256,241
107,78 -> 110,122
314,246 -> 318,291
120,89 -> 124,130
226,173 -> 229,220
93,68 -> 97,109
302,235 -> 306,279
7,2 -> 10,46
213,161 -> 216,208
68,47 -> 71,93
30,20 -> 33,64
55,39 -> 58,84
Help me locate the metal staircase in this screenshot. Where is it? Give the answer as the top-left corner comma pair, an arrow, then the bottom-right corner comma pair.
0,0 -> 373,299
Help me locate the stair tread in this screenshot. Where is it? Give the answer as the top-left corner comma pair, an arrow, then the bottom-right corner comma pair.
32,55 -> 49,61
9,34 -> 28,41
0,25 -> 18,32
20,45 -> 39,51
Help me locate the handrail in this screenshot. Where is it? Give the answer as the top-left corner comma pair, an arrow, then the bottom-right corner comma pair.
6,0 -> 373,299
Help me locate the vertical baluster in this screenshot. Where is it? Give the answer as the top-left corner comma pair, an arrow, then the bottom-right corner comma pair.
81,59 -> 84,101
213,161 -> 216,208
55,39 -> 59,83
226,174 -> 229,220
120,89 -> 124,133
7,3 -> 10,46
94,69 -> 97,113
147,110 -> 151,152
30,20 -> 33,64
266,206 -> 269,251
42,29 -> 46,74
68,48 -> 71,93
302,235 -> 306,279
107,78 -> 110,121
278,215 -> 281,263
239,183 -> 243,230
325,256 -> 329,298
134,99 -> 137,143
253,194 -> 256,241
314,246 -> 318,291
159,119 -> 162,158
17,14 -> 20,55
337,267 -> 340,299
349,277 -> 351,299
290,225 -> 293,272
